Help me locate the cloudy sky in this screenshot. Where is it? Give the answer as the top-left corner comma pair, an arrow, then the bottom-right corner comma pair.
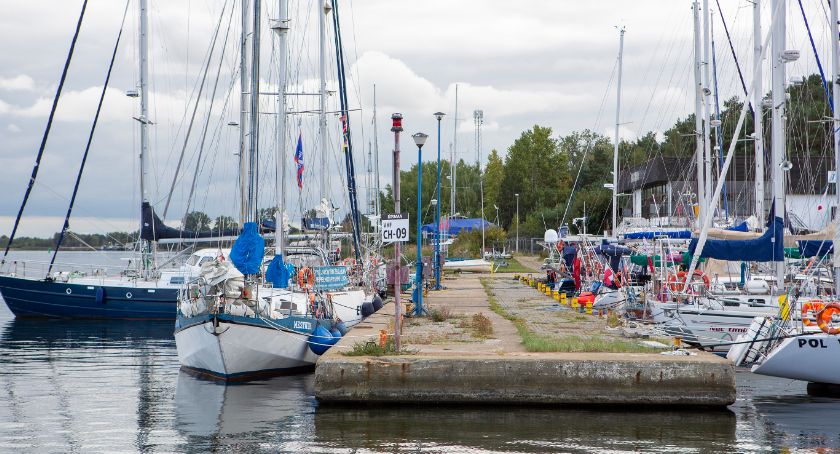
0,0 -> 833,236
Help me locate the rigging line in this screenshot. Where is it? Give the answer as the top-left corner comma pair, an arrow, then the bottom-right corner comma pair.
161,1 -> 229,220
714,0 -> 752,113
711,15 -> 729,219
3,0 -> 89,260
48,0 -> 131,276
559,57 -> 618,228
183,2 -> 237,225
797,0 -> 833,113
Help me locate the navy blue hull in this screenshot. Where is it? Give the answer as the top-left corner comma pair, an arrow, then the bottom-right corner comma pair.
0,276 -> 178,320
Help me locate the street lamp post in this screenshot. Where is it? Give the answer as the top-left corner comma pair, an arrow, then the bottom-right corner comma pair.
433,112 -> 445,290
515,193 -> 519,253
412,132 -> 428,316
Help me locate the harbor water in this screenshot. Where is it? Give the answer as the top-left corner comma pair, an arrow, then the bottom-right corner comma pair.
1,252 -> 839,452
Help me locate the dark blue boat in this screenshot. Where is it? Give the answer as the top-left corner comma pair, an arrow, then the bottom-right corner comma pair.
0,275 -> 178,320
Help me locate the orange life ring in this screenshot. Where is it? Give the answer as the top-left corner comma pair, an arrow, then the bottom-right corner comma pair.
667,270 -> 711,293
298,267 -> 316,289
817,302 -> 840,335
802,300 -> 826,327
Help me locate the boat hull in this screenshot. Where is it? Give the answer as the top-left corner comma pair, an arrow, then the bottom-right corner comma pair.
0,275 -> 178,320
175,314 -> 320,381
652,303 -> 778,353
751,334 -> 840,385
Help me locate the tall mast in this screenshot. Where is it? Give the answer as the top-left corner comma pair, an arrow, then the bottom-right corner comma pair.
239,0 -> 250,225
273,0 -> 289,257
693,1 -> 706,229
247,0 -> 261,223
474,109 -> 485,254
702,0 -> 714,221
452,84 -> 458,218
830,0 -> 840,294
770,0 -> 786,287
373,84 -> 381,217
318,0 -> 328,209
138,0 -> 153,276
753,0 -> 765,229
612,27 -> 625,236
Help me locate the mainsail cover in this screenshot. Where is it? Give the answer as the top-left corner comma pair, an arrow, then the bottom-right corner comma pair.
688,216 -> 784,262
229,222 -> 265,275
140,202 -> 239,241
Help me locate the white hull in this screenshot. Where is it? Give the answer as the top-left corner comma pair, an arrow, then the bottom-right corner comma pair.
751,333 -> 840,384
330,289 -> 366,327
443,259 -> 492,273
175,320 -> 319,380
652,302 -> 779,353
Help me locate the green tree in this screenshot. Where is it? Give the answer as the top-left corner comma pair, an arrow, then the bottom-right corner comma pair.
184,211 -> 211,231
483,149 -> 505,221
212,215 -> 237,231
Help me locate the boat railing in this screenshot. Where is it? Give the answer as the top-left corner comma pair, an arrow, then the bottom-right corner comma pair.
0,259 -> 138,279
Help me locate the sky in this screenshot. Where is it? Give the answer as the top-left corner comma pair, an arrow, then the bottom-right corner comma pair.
0,0 -> 834,237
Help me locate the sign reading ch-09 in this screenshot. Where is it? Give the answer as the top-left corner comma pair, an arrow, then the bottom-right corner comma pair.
381,213 -> 409,243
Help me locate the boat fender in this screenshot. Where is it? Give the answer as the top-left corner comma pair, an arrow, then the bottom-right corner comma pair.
95,287 -> 106,305
335,321 -> 349,336
329,327 -> 342,338
817,302 -> 840,335
308,325 -> 334,355
361,302 -> 375,318
372,294 -> 384,311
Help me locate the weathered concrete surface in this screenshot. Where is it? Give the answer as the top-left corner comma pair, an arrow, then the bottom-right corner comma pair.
316,274 -> 736,407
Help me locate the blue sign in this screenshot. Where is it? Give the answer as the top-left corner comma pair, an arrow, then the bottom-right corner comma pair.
303,217 -> 330,230
314,266 -> 349,290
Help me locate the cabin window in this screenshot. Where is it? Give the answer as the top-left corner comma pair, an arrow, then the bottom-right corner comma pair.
169,276 -> 185,285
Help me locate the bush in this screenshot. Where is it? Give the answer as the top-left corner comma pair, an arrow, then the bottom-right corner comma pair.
471,313 -> 494,338
449,226 -> 507,258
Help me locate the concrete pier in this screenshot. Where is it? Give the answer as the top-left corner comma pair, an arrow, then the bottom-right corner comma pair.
315,272 -> 735,407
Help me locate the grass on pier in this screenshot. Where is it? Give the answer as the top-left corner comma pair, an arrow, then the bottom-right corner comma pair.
480,278 -> 660,354
492,257 -> 535,274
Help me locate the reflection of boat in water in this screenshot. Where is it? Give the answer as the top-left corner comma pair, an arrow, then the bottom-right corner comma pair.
175,371 -> 312,440
0,317 -> 173,348
314,406 -> 736,453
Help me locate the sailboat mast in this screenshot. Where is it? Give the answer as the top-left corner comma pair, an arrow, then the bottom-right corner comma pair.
770,0 -> 786,287
138,0 -> 154,276
702,0 -> 714,221
452,84 -> 458,218
239,0 -> 250,225
318,0 -> 328,211
612,27 -> 624,236
274,0 -> 289,257
373,84 -> 381,217
693,1 -> 706,229
247,0 -> 261,223
753,0 -> 765,228
830,0 -> 840,294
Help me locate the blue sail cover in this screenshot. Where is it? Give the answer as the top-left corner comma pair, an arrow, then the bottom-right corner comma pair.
688,216 -> 784,262
421,218 -> 493,236
726,221 -> 749,232
265,254 -> 294,288
623,230 -> 692,240
594,244 -> 631,271
798,240 -> 833,258
562,245 -> 577,268
230,222 -> 265,274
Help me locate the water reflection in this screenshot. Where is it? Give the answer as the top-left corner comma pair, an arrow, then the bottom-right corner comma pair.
314,406 -> 736,453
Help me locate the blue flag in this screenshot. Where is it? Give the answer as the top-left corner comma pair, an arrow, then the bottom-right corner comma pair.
294,133 -> 303,189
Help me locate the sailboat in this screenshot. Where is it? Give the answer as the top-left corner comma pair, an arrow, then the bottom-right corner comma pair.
175,0 -> 373,380
0,1 -> 238,320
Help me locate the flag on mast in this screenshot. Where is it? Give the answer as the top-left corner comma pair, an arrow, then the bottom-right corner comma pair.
294,133 -> 304,189
340,114 -> 349,151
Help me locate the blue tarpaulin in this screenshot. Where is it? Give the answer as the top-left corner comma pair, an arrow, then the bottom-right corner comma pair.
798,240 -> 833,258
230,222 -> 265,274
688,217 -> 784,262
726,221 -> 749,232
623,230 -> 692,240
421,218 -> 493,236
265,254 -> 294,288
594,244 -> 631,271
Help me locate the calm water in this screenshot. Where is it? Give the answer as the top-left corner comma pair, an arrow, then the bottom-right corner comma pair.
1,252 -> 840,453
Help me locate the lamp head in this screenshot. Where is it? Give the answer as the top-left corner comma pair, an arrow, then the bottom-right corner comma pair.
413,132 -> 428,148
434,111 -> 446,121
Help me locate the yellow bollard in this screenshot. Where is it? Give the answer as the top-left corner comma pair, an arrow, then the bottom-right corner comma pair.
572,297 -> 579,309
586,301 -> 593,315
560,293 -> 567,306
545,286 -> 551,296
553,290 -> 559,301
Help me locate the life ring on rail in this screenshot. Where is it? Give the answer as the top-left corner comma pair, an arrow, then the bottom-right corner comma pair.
801,300 -> 826,327
817,302 -> 840,335
667,270 -> 711,293
298,267 -> 316,289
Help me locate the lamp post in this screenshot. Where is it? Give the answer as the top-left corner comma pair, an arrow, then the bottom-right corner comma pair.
391,113 -> 403,352
412,132 -> 428,316
433,112 -> 445,290
515,193 -> 519,253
